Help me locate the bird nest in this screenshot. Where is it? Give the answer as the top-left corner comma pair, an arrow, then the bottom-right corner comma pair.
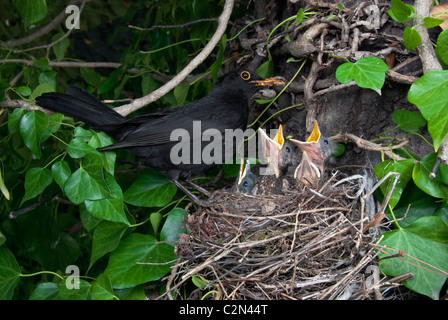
168,171 -> 382,300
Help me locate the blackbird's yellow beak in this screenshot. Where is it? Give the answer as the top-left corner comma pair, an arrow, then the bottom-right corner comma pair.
250,77 -> 285,87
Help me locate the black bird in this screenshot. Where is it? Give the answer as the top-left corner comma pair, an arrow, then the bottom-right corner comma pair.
36,68 -> 284,205
290,120 -> 334,188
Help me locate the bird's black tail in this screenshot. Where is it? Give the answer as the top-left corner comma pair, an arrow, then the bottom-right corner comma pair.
36,86 -> 126,137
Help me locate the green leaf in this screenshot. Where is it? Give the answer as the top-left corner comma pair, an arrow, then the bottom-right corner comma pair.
378,216 -> 448,299
12,0 -> 47,30
8,108 -> 26,134
413,153 -> 448,199
256,60 -> 274,78
88,132 -> 116,174
296,8 -> 305,25
15,86 -> 32,97
392,110 -> 426,133
74,126 -> 94,139
85,172 -> 128,225
0,230 -> 5,246
52,32 -> 70,61
174,81 -> 190,106
64,153 -> 110,204
51,161 -> 71,189
104,233 -> 176,289
123,168 -> 177,207
67,138 -> 100,158
90,220 -> 128,268
22,167 -> 53,204
394,197 -> 439,228
92,273 -> 116,300
38,70 -> 57,89
0,166 -> 10,201
0,247 -> 21,300
403,27 -> 421,51
48,112 -> 64,133
57,279 -> 91,300
373,159 -> 415,210
30,83 -> 55,100
160,208 -> 187,245
80,68 -> 101,87
29,282 -> 59,300
150,212 -> 163,234
335,57 -> 389,95
387,0 -> 415,23
435,29 -> 448,66
19,110 -> 51,158
408,70 -> 448,151
423,17 -> 443,29
192,275 -> 209,288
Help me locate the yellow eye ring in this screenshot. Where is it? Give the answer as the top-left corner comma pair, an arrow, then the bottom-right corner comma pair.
240,71 -> 251,80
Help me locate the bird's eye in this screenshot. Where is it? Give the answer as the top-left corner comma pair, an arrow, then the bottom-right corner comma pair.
323,139 -> 329,145
285,146 -> 291,153
240,71 -> 251,80
243,181 -> 248,187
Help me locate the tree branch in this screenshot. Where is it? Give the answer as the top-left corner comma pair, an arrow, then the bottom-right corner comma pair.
2,0 -> 86,48
0,59 -> 141,74
113,0 -> 235,116
413,0 -> 442,73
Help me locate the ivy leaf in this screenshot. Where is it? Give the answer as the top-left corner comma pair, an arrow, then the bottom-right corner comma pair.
335,57 -> 389,95
378,216 -> 448,299
435,29 -> 448,66
64,153 -> 110,204
52,32 -> 70,61
89,220 -> 128,269
22,167 -> 53,204
29,282 -> 59,300
84,172 -> 128,225
0,247 -> 21,300
423,17 -> 443,29
408,70 -> 448,151
403,27 -> 421,51
104,233 -> 176,289
413,153 -> 448,199
30,83 -> 55,100
387,0 -> 415,23
67,138 -> 100,159
19,110 -> 51,159
92,273 -> 115,300
373,159 -> 415,210
392,110 -> 426,133
160,208 -> 187,245
51,161 -> 71,190
123,168 -> 177,207
8,108 -> 26,134
12,0 -> 47,30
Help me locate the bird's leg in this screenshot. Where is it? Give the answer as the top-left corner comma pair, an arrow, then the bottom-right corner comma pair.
185,179 -> 211,197
172,179 -> 210,207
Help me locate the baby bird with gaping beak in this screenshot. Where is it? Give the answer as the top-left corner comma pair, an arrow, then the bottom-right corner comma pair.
258,124 -> 295,179
235,159 -> 258,195
290,120 -> 334,188
236,125 -> 294,195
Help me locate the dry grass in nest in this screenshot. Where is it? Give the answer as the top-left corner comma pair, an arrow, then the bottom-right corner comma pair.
166,171 -> 384,300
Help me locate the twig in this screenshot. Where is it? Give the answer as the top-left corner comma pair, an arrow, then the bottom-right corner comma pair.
329,133 -> 408,160
413,0 -> 442,72
0,59 -> 141,75
113,0 -> 235,116
2,0 -> 86,48
129,18 -> 218,32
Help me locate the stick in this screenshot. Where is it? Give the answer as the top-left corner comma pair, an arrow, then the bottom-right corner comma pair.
113,0 -> 235,116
